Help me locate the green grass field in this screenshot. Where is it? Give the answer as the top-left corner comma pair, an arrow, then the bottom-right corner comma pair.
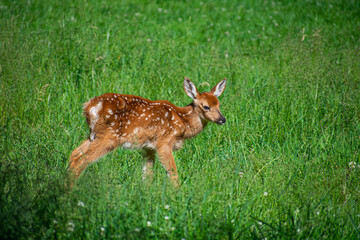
1,0 -> 360,239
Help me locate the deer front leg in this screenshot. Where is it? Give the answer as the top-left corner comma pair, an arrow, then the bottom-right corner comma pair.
157,144 -> 179,186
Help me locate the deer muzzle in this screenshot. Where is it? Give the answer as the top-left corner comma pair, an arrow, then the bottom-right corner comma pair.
216,114 -> 226,125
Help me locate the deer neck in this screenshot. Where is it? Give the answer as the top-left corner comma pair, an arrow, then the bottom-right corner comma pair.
181,103 -> 208,139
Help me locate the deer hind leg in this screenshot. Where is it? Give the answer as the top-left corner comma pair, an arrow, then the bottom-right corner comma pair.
68,137 -> 115,182
142,149 -> 156,181
157,144 -> 179,187
69,139 -> 91,166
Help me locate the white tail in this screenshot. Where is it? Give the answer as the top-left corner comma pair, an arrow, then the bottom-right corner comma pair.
68,77 -> 227,187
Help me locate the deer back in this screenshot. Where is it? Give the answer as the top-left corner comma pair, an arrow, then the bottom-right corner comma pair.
83,93 -> 188,150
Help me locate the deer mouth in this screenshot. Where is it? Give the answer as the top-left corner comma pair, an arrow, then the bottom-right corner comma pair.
216,116 -> 226,125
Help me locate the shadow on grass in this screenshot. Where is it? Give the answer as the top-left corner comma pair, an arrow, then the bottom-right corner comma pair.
0,159 -> 67,239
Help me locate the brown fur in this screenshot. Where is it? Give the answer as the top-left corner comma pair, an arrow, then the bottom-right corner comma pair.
68,77 -> 227,187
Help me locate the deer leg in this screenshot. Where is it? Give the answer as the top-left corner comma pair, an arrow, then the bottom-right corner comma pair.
68,137 -> 115,183
157,144 -> 179,186
142,149 -> 156,181
69,139 -> 91,165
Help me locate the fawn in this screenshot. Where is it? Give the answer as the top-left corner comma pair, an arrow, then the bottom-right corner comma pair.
68,77 -> 227,186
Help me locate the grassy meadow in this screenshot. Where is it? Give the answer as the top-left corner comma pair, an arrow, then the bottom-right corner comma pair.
1,0 -> 360,239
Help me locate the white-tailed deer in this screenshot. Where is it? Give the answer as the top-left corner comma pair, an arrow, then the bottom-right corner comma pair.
68,77 -> 227,187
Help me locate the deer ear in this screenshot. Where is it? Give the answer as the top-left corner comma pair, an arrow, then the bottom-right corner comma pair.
184,77 -> 199,99
210,78 -> 227,97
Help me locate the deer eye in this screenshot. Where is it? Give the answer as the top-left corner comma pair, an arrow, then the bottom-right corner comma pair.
203,106 -> 210,111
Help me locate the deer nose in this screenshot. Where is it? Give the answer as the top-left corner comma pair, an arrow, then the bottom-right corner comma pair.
217,115 -> 226,125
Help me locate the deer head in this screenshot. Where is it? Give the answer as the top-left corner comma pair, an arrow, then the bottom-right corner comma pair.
184,77 -> 227,125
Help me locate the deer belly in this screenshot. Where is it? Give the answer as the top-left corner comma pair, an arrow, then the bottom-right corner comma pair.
120,141 -> 155,150
173,139 -> 184,151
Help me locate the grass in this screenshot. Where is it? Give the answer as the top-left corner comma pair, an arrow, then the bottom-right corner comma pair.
1,0 -> 360,239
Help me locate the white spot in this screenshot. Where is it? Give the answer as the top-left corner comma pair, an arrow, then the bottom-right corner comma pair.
90,133 -> 95,141
108,109 -> 113,114
165,112 -> 169,117
133,128 -> 140,135
89,102 -> 103,141
141,142 -> 155,149
106,115 -> 110,118
111,122 -> 115,126
182,109 -> 193,116
122,142 -> 132,149
89,102 -> 103,119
